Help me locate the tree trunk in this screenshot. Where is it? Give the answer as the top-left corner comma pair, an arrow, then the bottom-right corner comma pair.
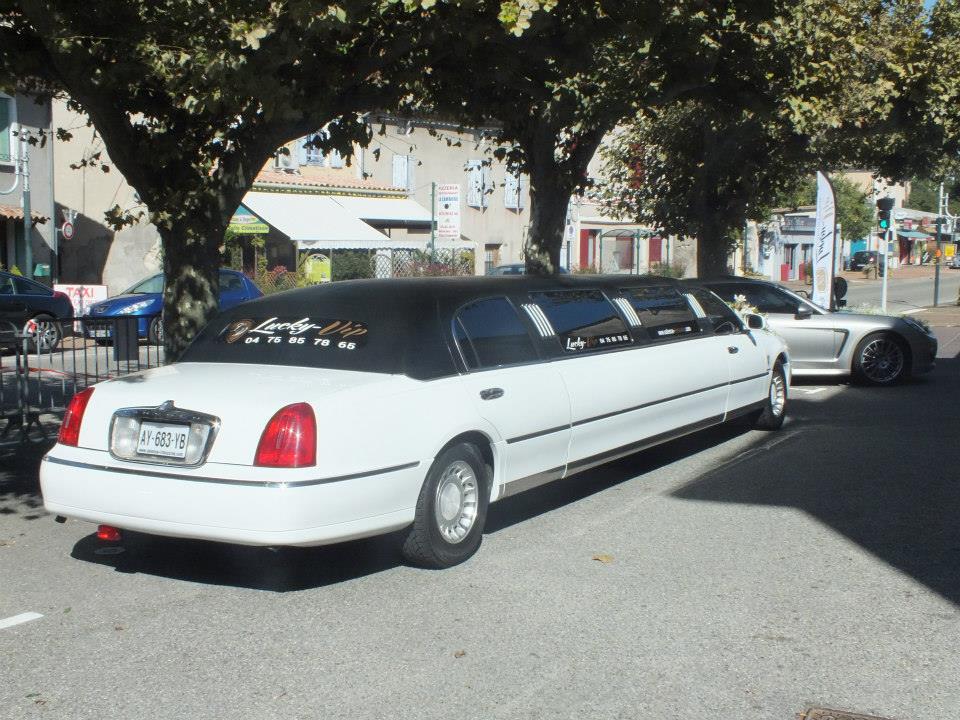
525,167 -> 569,275
158,208 -> 226,359
696,224 -> 734,277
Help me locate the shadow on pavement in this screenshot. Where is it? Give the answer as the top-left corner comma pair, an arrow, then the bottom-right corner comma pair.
0,437 -> 54,521
672,358 -> 960,606
486,419 -> 756,534
70,528 -> 407,592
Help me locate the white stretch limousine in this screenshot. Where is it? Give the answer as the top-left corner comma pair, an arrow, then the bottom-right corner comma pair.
41,276 -> 790,568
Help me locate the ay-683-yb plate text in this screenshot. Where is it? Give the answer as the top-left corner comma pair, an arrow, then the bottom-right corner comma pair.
136,422 -> 190,459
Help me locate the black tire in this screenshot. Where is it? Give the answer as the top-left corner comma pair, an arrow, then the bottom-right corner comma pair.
26,314 -> 62,353
753,361 -> 787,430
852,332 -> 907,386
148,316 -> 163,345
402,442 -> 489,568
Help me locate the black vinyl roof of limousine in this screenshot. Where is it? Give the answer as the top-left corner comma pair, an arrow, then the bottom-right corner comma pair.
243,273 -> 686,307
181,274 -> 688,380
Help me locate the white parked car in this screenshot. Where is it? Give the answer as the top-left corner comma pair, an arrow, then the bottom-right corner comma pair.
41,276 -> 790,568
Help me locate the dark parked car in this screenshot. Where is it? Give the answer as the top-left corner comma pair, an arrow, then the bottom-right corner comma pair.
0,269 -> 73,351
849,250 -> 886,274
83,269 -> 262,344
486,263 -> 569,275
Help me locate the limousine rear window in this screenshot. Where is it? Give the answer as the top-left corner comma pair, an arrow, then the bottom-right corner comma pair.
180,283 -> 453,379
621,286 -> 699,341
530,290 -> 631,352
453,297 -> 538,370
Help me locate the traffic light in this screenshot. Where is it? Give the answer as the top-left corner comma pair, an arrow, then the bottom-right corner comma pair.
877,197 -> 894,231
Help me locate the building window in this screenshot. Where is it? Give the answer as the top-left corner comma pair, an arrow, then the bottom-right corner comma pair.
466,160 -> 484,208
0,95 -> 12,164
504,171 -> 526,211
484,245 -> 501,273
392,154 -> 414,190
303,141 -> 325,166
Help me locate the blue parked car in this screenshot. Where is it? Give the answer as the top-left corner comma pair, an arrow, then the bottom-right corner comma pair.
83,269 -> 263,344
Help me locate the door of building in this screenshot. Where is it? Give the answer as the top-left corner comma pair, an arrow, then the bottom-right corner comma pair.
648,236 -> 662,264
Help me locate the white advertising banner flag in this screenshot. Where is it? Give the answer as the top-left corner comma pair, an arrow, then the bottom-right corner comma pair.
436,184 -> 461,241
812,171 -> 837,310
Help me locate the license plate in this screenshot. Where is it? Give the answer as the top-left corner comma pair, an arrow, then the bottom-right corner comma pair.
136,422 -> 190,459
91,329 -> 111,338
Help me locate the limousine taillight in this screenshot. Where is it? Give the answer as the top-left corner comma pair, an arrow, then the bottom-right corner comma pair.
58,387 -> 94,447
254,402 -> 317,468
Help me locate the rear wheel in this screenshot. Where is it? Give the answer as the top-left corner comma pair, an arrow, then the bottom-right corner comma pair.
853,332 -> 907,385
753,361 -> 787,430
402,443 -> 489,568
26,314 -> 62,353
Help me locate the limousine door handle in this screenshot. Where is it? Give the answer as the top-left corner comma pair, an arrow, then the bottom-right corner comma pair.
727,346 -> 740,354
480,388 -> 504,401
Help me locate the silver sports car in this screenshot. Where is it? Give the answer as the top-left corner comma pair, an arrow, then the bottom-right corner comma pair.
691,277 -> 937,385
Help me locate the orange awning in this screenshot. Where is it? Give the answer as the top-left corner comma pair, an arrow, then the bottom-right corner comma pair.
0,203 -> 46,222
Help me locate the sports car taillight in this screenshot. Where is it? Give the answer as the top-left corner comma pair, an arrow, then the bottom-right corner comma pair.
59,387 -> 94,447
254,403 -> 316,468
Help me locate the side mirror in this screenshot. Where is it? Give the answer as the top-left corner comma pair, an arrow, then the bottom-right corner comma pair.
745,313 -> 766,330
795,306 -> 813,320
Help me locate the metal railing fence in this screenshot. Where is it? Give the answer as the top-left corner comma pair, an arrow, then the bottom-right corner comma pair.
1,316 -> 166,445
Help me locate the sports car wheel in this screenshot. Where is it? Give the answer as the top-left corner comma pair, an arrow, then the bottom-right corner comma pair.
402,442 -> 489,568
853,332 -> 907,385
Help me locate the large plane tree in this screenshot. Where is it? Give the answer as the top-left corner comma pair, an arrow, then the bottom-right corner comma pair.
418,0 -> 931,276
0,0 -> 457,355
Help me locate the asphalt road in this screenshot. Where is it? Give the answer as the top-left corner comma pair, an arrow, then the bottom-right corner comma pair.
844,270 -> 960,311
1,345 -> 959,719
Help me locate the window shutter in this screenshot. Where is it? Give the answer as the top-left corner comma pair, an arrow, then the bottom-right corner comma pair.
517,174 -> 526,211
392,154 -> 409,189
405,155 -> 415,191
504,172 -> 519,210
466,160 -> 482,208
297,137 -> 309,166
329,149 -> 345,169
481,165 -> 492,208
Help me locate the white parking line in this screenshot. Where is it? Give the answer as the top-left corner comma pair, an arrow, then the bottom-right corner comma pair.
0,612 -> 44,630
797,387 -> 826,395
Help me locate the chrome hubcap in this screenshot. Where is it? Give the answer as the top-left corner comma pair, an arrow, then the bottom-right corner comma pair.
769,371 -> 786,417
860,338 -> 904,384
29,321 -> 58,351
434,460 -> 479,544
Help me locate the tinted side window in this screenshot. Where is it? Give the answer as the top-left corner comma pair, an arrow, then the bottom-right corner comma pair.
530,290 -> 630,353
622,286 -> 699,341
711,284 -> 798,314
0,276 -> 16,295
454,297 -> 538,370
686,287 -> 743,335
128,275 -> 165,294
14,277 -> 51,296
219,271 -> 244,291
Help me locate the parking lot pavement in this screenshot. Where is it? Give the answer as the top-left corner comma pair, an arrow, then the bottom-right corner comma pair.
1,332 -> 959,719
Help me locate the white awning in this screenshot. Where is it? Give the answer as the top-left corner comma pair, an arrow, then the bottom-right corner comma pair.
242,192 -> 391,249
330,196 -> 432,224
240,191 -> 474,250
